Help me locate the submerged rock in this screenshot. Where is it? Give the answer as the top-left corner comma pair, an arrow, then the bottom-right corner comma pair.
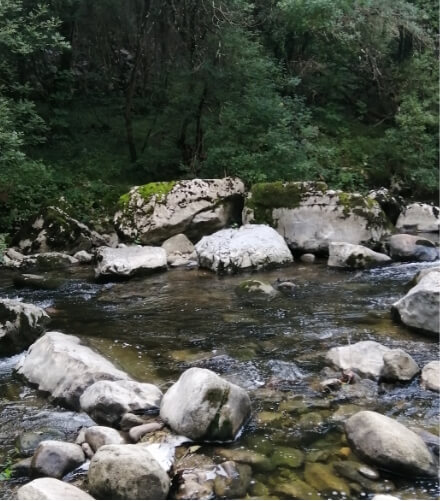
88,444 -> 170,499
303,462 -> 351,496
328,242 -> 391,269
0,298 -> 49,356
16,332 -> 130,409
17,429 -> 65,456
345,411 -> 438,478
114,178 -> 245,244
161,233 -> 197,267
392,269 -> 440,336
196,224 -> 293,274
79,379 -> 162,427
421,361 -> 440,392
396,203 -> 440,233
95,245 -> 167,280
31,440 -> 85,479
16,478 -> 94,500
236,279 -> 277,296
244,182 -> 391,253
160,367 -> 251,441
13,273 -> 63,290
388,234 -> 439,262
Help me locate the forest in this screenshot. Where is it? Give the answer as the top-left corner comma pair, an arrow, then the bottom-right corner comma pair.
0,0 -> 438,234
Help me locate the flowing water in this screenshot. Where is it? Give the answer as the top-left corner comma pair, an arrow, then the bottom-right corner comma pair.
0,259 -> 439,499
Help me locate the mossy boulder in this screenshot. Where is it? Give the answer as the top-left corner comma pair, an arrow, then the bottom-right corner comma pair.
244,182 -> 392,254
328,242 -> 391,269
236,279 -> 277,296
114,178 -> 245,244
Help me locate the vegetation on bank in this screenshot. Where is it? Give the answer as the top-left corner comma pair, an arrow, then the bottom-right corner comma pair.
0,0 -> 438,235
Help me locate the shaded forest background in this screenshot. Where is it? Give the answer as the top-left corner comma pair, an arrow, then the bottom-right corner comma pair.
0,0 -> 438,233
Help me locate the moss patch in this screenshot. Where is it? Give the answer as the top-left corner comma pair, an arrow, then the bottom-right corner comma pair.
250,181 -> 327,210
118,181 -> 176,209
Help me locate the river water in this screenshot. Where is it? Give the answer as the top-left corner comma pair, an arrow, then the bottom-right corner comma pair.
0,259 -> 439,499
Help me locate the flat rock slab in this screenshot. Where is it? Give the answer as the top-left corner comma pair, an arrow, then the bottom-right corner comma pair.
16,478 -> 94,500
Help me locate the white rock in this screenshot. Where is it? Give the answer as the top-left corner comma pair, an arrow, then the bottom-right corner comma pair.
196,224 -> 293,274
161,233 -> 197,267
328,242 -> 391,269
16,332 -> 130,409
88,444 -> 170,499
392,270 -> 440,336
95,246 -> 167,279
84,426 -> 126,452
73,250 -> 93,264
114,178 -> 245,244
0,299 -> 49,356
80,379 -> 162,427
31,440 -> 85,479
388,234 -> 439,262
16,478 -> 94,500
421,361 -> 440,392
160,368 -> 251,441
326,341 -> 391,379
396,203 -> 440,233
381,349 -> 419,382
300,253 -> 315,263
236,280 -> 277,296
345,411 -> 437,478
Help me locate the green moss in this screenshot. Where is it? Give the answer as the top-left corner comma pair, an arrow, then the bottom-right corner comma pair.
117,181 -> 176,209
205,388 -> 225,406
118,192 -> 130,208
250,181 -> 327,210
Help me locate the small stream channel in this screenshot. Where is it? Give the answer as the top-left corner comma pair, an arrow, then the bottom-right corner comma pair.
0,259 -> 439,499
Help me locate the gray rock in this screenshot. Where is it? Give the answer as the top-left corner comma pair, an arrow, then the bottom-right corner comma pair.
11,457 -> 32,478
84,426 -> 126,452
410,427 -> 440,456
31,440 -> 85,479
396,203 -> 440,233
129,422 -> 164,442
120,412 -> 151,431
161,234 -> 197,267
82,443 -> 94,459
368,188 -> 404,225
345,411 -> 438,477
300,253 -> 315,263
213,461 -> 252,498
326,341 -> 391,379
88,444 -> 170,499
421,361 -> 440,392
328,242 -> 391,269
114,178 -> 245,244
16,478 -> 94,500
16,332 -> 130,409
303,462 -> 351,496
73,250 -> 93,264
13,273 -> 63,290
392,270 -> 440,336
388,234 -> 439,262
236,279 -> 277,296
34,252 -> 79,270
196,224 -> 293,274
160,367 -> 251,441
17,429 -> 65,456
381,349 -> 419,382
79,379 -> 162,427
95,245 -> 167,280
0,299 -> 49,356
333,461 -> 393,492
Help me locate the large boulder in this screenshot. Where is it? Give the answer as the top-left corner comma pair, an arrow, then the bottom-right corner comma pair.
388,234 -> 439,262
95,246 -> 167,280
243,182 -> 391,253
326,341 -> 391,379
195,224 -> 293,274
160,368 -> 251,441
396,203 -> 440,233
161,233 -> 197,267
328,242 -> 391,269
392,270 -> 440,336
16,332 -> 130,409
421,361 -> 440,392
31,440 -> 85,479
88,444 -> 170,499
345,411 -> 438,478
114,178 -> 245,244
12,206 -> 108,255
16,478 -> 94,500
80,380 -> 162,427
0,299 -> 49,356
368,188 -> 404,225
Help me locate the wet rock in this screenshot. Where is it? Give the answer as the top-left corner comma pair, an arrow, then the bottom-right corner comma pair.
381,349 -> 419,382
161,234 -> 197,267
88,444 -> 170,499
34,252 -> 79,270
275,280 -> 297,293
392,270 -> 440,336
236,279 -> 277,296
16,331 -> 130,409
270,446 -> 304,468
114,178 -> 245,244
300,253 -> 315,263
13,273 -> 64,290
79,379 -> 162,427
84,426 -> 126,452
413,266 -> 440,285
73,250 -> 93,264
272,476 -> 319,500
244,182 -> 390,253
333,461 -> 393,492
16,477 -> 94,500
396,203 -> 440,233
120,412 -> 153,431
319,378 -> 342,392
345,411 -> 438,477
213,461 -> 252,498
326,340 -> 391,379
160,368 -> 251,441
410,427 -> 440,456
0,298 -> 49,356
12,206 -> 107,255
173,454 -> 216,499
304,462 -> 351,496
11,457 -> 32,478
330,404 -> 364,424
388,234 -> 439,262
215,447 -> 273,472
129,422 -> 164,442
31,440 -> 85,479
95,245 -> 167,280
17,429 -> 65,456
358,464 -> 380,480
421,361 -> 440,392
196,224 -> 293,274
328,242 -> 391,269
